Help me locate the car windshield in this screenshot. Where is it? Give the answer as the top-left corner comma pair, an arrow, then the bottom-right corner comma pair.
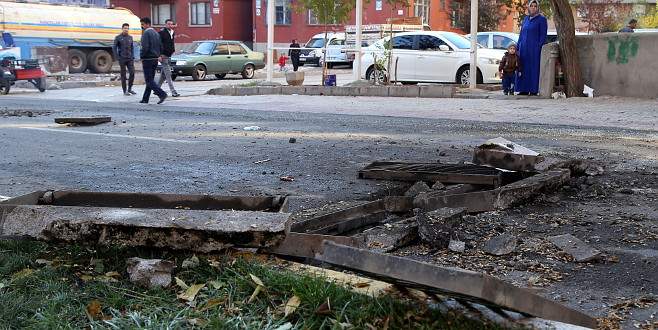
180,42 -> 215,55
306,38 -> 325,48
441,33 -> 473,49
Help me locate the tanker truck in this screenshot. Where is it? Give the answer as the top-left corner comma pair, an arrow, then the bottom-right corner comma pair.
0,1 -> 141,74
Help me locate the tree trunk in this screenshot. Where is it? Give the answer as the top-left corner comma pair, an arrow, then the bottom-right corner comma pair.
549,0 -> 584,97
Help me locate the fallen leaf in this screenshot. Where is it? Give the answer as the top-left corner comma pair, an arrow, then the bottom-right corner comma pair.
175,277 -> 190,290
249,274 -> 265,287
35,259 -> 53,266
284,295 -> 301,317
199,298 -> 224,312
105,271 -> 121,278
208,280 -> 223,290
86,300 -> 103,320
178,283 -> 205,302
315,298 -> 332,315
11,268 -> 35,280
354,282 -> 370,288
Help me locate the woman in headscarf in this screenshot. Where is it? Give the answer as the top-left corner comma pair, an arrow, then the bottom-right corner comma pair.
515,0 -> 548,95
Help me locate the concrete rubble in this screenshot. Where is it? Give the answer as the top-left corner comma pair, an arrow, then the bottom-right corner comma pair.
359,217 -> 418,253
483,233 -> 518,256
404,181 -> 432,198
125,258 -> 175,288
473,137 -> 544,172
415,207 -> 467,248
548,234 -> 602,262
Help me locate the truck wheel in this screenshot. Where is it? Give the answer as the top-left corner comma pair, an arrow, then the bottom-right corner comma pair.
88,50 -> 113,74
68,49 -> 88,73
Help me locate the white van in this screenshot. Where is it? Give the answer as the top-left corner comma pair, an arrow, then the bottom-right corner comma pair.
300,32 -> 348,67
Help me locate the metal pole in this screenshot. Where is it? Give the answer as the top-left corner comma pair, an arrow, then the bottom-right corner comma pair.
469,0 -> 478,89
266,0 -> 274,82
354,0 -> 363,81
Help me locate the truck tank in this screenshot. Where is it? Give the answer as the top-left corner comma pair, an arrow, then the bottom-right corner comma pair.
0,2 -> 141,74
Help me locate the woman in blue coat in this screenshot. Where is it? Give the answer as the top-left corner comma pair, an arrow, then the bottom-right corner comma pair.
515,0 -> 548,95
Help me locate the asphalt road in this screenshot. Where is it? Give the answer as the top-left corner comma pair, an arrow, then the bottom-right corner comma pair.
1,93 -> 657,327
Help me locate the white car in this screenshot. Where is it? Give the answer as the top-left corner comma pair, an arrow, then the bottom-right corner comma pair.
300,32 -> 346,67
465,32 -> 519,50
360,31 -> 506,85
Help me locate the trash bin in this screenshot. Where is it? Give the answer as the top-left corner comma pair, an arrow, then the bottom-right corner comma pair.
324,74 -> 336,86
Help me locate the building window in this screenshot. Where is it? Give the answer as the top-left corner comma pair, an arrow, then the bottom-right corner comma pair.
152,3 -> 175,25
308,9 -> 338,25
414,0 -> 430,25
190,2 -> 211,26
275,0 -> 292,24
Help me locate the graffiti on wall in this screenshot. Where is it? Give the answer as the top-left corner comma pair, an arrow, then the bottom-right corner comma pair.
607,35 -> 639,64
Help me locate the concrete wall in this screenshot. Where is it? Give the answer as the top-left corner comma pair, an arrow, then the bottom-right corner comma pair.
575,32 -> 658,98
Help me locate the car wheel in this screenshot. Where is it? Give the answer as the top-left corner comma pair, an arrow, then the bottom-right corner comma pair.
0,83 -> 10,95
241,64 -> 255,79
456,66 -> 483,86
215,73 -> 226,80
366,66 -> 386,84
191,64 -> 207,81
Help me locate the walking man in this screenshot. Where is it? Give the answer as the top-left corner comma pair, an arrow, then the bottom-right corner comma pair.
158,19 -> 179,97
113,23 -> 135,96
288,39 -> 301,72
139,17 -> 167,104
619,19 -> 637,33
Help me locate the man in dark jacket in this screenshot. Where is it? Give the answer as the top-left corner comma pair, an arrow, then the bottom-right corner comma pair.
139,17 -> 167,104
158,19 -> 179,97
288,39 -> 301,72
113,23 -> 136,96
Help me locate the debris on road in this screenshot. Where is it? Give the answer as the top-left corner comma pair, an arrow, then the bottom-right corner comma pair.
288,138 -> 297,143
415,207 -> 466,248
253,159 -> 271,164
483,233 -> 517,256
243,126 -> 261,131
291,200 -> 387,235
472,137 -> 544,172
431,181 -> 446,190
404,181 -> 431,198
360,218 -> 418,253
125,257 -> 174,288
54,116 -> 112,126
547,234 -> 602,262
448,239 -> 466,253
280,176 -> 295,182
359,161 -> 506,187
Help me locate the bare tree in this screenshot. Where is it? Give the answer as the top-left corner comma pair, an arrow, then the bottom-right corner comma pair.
450,0 -> 506,33
577,0 -> 629,32
548,0 -> 583,97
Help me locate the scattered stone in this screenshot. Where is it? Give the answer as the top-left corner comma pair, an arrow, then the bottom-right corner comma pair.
473,137 -> 544,172
483,233 -> 517,256
547,234 -> 602,262
448,239 -> 466,253
439,151 -> 447,156
405,181 -> 432,198
182,255 -> 200,269
415,207 -> 466,248
361,218 -> 418,253
585,166 -> 605,177
431,181 -> 446,190
280,176 -> 295,182
288,138 -> 297,144
125,258 -> 175,288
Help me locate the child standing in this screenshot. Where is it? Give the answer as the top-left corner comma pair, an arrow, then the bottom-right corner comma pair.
278,54 -> 288,72
498,44 -> 522,95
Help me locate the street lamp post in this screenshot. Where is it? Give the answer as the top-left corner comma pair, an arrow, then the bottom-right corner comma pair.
469,0 -> 478,89
266,0 -> 274,82
354,0 -> 363,81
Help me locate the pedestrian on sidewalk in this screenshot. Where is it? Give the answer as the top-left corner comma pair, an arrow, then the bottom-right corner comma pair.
278,54 -> 288,72
139,17 -> 167,105
112,23 -> 136,96
515,0 -> 547,96
289,39 -> 301,72
499,44 -> 522,96
619,19 -> 637,33
158,19 -> 180,97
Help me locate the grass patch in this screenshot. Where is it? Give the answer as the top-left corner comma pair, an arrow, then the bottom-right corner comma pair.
0,240 -> 508,329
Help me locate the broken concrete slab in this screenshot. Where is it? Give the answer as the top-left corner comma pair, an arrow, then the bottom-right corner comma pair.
415,208 -> 466,248
54,116 -> 112,125
431,181 -> 446,190
405,181 -> 431,198
360,218 -> 418,253
291,200 -> 386,234
547,234 -> 602,262
473,137 -> 544,172
413,170 -> 571,213
359,161 -> 504,186
0,190 -> 291,251
315,241 -> 598,328
266,232 -> 364,259
126,258 -> 174,288
483,233 -> 517,256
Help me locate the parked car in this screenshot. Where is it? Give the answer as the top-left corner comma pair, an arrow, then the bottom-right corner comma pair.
545,31 -> 588,44
361,31 -> 506,85
317,36 -> 353,68
300,33 -> 345,66
465,32 -> 519,50
170,40 -> 264,80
